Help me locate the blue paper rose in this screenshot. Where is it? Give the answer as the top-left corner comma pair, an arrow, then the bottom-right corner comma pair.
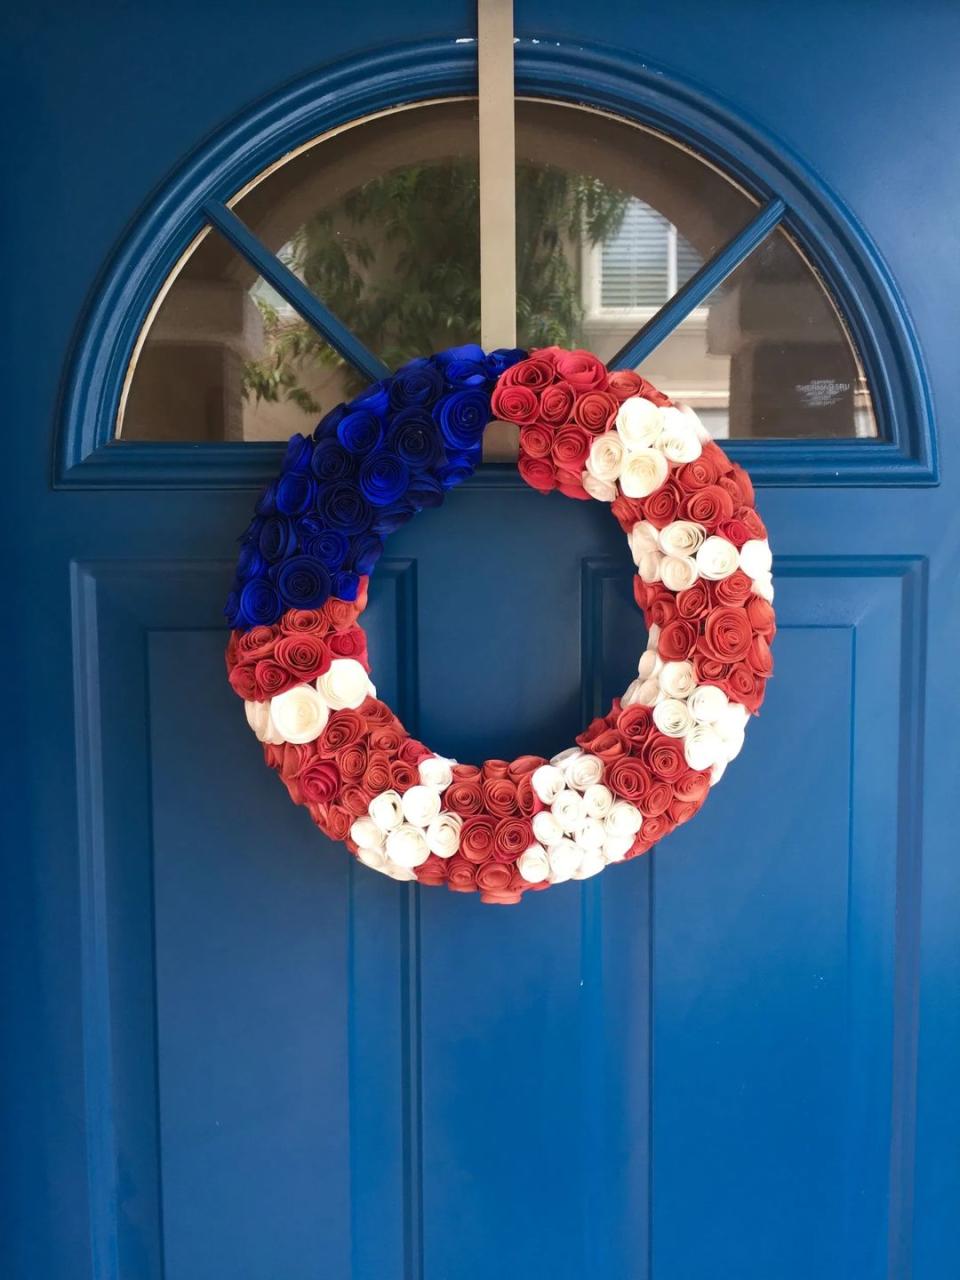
276,556 -> 332,610
352,380 -> 391,417
258,515 -> 297,563
387,408 -> 443,470
434,389 -> 492,451
276,470 -> 317,516
337,409 -> 384,455
283,432 -> 314,473
239,578 -> 282,627
236,542 -> 266,582
312,403 -> 347,441
389,358 -> 444,409
294,518 -> 348,571
350,532 -> 384,575
332,569 -> 360,601
319,482 -> 373,535
486,347 -> 527,377
359,451 -> 411,507
311,438 -> 356,483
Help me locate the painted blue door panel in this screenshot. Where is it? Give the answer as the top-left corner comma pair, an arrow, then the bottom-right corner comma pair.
3,3 -> 958,1279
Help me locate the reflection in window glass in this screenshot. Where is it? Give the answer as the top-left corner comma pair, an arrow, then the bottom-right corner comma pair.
616,229 -> 877,439
118,98 -> 876,443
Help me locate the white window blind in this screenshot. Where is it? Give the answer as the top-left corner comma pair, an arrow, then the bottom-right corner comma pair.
599,199 -> 702,309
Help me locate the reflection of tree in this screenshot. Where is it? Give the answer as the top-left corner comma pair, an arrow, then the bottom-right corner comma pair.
243,162 -> 628,410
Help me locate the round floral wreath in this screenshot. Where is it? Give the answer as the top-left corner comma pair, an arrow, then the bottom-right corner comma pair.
225,345 -> 775,905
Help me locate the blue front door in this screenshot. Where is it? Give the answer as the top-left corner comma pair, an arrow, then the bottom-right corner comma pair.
3,4 -> 957,1279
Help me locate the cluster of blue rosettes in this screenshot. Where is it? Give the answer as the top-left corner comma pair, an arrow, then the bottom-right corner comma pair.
225,344 -> 527,631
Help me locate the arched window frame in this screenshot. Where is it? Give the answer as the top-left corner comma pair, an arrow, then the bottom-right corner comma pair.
55,39 -> 937,489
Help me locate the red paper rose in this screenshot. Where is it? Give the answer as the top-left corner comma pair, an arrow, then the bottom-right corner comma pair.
445,780 -> 484,816
659,618 -> 698,661
274,634 -> 330,682
555,349 -> 608,393
499,355 -> 556,389
643,733 -> 687,783
446,855 -> 479,893
483,777 -> 519,817
551,425 -> 591,471
683,485 -> 736,526
518,455 -> 556,494
572,390 -> 619,434
539,382 -> 577,426
606,757 -> 653,804
299,760 -> 340,805
493,818 -> 532,862
460,816 -> 497,863
491,383 -> 540,424
701,607 -> 753,663
519,424 -> 552,458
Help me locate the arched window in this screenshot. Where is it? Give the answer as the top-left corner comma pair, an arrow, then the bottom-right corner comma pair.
117,98 -> 875,445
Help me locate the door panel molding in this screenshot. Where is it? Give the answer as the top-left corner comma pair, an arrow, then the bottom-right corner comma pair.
70,557 -> 420,1279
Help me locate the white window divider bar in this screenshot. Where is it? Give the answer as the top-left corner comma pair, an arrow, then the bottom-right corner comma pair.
478,0 -> 519,461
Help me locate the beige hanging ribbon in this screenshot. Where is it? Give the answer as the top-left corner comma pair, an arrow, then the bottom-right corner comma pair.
478,0 -> 519,461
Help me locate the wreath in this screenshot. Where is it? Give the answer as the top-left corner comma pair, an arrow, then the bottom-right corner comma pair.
225,345 -> 775,904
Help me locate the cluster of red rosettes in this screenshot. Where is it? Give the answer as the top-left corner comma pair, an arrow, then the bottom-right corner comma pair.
623,440 -> 775,714
225,579 -> 370,701
490,347 -> 670,498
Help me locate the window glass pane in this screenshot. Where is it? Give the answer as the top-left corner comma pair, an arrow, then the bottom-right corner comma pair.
118,98 -> 876,443
626,228 -> 877,438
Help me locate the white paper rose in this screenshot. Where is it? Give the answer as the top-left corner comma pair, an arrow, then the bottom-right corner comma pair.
637,648 -> 663,680
400,784 -> 442,828
659,520 -> 706,557
659,659 -> 697,699
356,844 -> 390,872
582,472 -> 618,503
531,763 -> 565,804
571,850 -> 606,880
316,657 -> 374,710
615,396 -> 663,449
532,809 -> 564,847
688,684 -> 729,724
368,789 -> 404,833
552,789 -> 584,833
582,783 -> 614,819
386,864 -> 418,882
603,832 -> 635,862
626,676 -> 661,707
586,431 -> 625,482
620,448 -> 669,499
657,407 -> 703,463
637,551 -> 662,584
695,536 -> 741,581
629,521 -> 661,561
653,697 -> 694,738
244,699 -> 272,742
739,538 -> 773,579
575,817 -> 606,850
517,845 -> 550,883
605,800 -> 644,838
716,701 -> 750,740
269,684 -> 330,744
418,755 -> 454,790
385,823 -> 430,868
350,816 -> 384,850
564,752 -> 603,791
752,571 -> 775,602
683,723 -> 725,771
660,555 -> 699,592
547,838 -> 582,882
425,812 -> 462,858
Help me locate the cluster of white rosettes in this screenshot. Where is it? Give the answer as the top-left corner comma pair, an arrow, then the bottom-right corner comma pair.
516,748 -> 643,885
350,754 -> 461,881
583,397 -> 709,502
622,630 -> 750,784
243,657 -> 375,745
629,518 -> 774,603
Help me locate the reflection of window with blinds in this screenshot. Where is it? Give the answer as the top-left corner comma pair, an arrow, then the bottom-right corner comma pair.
599,199 -> 702,309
